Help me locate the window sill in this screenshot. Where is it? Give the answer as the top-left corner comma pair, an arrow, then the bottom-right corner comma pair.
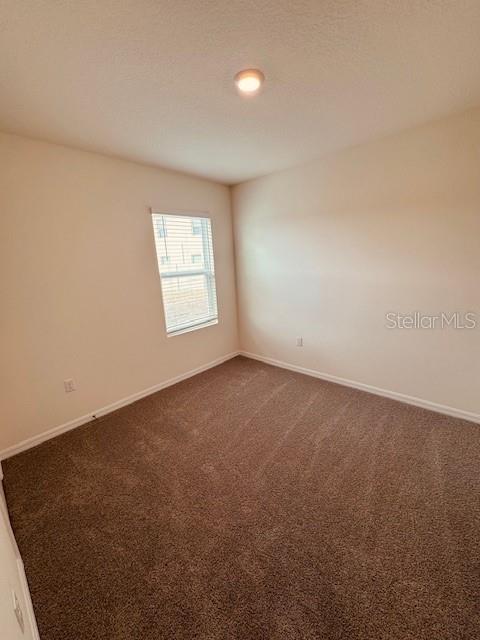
167,318 -> 218,337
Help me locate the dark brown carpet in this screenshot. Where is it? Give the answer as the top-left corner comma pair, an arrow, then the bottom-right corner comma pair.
3,356 -> 480,639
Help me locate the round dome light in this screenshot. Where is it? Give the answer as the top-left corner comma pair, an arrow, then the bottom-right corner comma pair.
234,69 -> 265,96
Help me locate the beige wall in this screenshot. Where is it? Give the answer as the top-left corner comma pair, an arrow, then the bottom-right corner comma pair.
0,133 -> 238,454
233,109 -> 480,416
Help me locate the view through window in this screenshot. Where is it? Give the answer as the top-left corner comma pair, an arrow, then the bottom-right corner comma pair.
152,213 -> 218,334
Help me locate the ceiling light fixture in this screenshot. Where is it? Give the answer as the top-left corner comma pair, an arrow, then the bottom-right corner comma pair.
234,69 -> 265,96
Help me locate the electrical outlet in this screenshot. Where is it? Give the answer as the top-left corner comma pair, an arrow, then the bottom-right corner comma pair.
64,378 -> 76,393
296,336 -> 303,347
12,589 -> 25,633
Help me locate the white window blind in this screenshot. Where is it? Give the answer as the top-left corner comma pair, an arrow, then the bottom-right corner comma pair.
152,213 -> 218,335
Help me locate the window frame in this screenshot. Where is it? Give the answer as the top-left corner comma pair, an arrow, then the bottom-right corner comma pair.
151,210 -> 219,337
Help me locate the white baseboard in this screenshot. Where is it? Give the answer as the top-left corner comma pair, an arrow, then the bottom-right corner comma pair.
2,347 -> 477,461
0,351 -> 240,460
240,351 -> 480,424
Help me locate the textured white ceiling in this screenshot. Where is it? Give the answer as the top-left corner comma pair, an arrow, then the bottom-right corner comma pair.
1,1 -> 480,184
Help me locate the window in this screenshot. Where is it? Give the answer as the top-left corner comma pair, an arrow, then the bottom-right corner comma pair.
152,213 -> 218,335
156,218 -> 168,237
191,219 -> 202,235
